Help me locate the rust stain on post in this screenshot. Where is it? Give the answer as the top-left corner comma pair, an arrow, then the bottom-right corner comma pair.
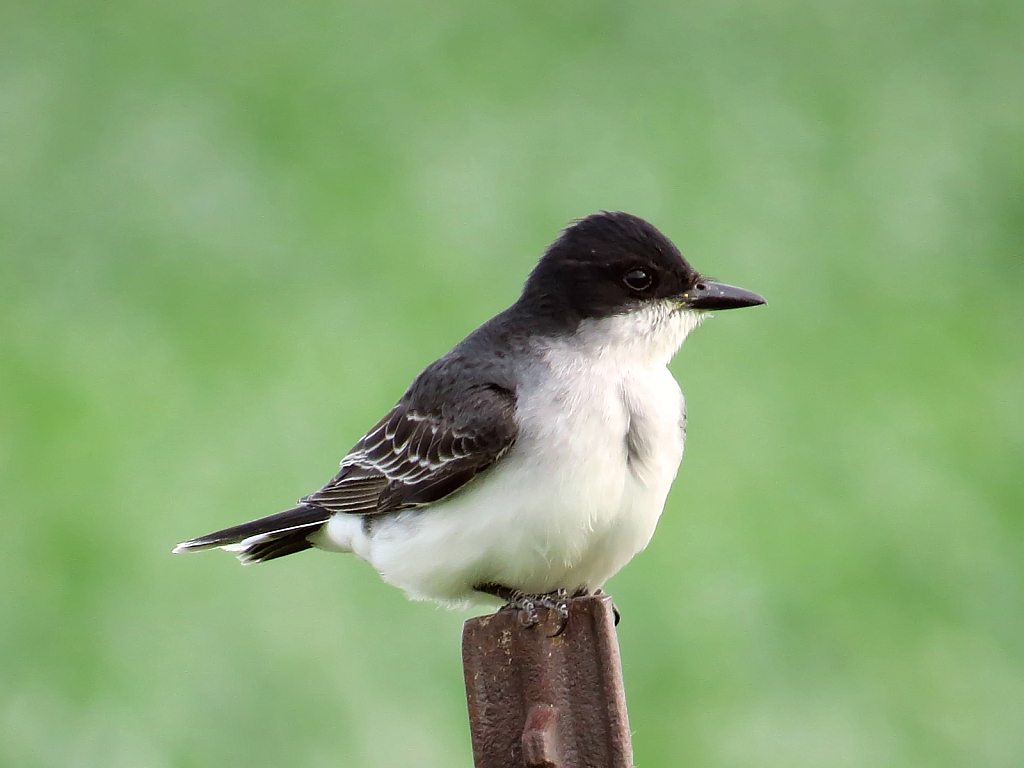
462,595 -> 633,768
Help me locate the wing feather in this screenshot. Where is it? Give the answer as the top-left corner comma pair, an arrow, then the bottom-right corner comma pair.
302,384 -> 517,516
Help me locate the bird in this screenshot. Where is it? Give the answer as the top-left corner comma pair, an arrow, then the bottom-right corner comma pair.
174,211 -> 765,627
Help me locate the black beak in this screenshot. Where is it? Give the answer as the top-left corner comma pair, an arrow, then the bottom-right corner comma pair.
681,280 -> 766,310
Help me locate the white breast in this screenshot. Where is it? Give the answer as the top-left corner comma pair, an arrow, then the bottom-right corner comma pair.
343,304 -> 703,606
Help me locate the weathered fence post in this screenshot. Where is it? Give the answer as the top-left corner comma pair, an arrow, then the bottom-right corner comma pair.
462,594 -> 634,768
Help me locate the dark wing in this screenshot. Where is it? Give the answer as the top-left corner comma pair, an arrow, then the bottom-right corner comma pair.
302,384 -> 517,516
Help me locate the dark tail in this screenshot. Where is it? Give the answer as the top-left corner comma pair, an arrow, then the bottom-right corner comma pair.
173,504 -> 331,565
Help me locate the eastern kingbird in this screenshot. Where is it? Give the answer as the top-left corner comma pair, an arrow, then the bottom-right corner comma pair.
175,212 -> 764,624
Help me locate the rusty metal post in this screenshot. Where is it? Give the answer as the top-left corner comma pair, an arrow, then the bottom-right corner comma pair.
462,595 -> 633,768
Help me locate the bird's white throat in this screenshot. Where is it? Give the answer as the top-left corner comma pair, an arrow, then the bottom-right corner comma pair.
573,301 -> 706,366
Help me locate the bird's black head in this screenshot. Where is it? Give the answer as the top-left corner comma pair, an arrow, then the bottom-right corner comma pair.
519,211 -> 765,327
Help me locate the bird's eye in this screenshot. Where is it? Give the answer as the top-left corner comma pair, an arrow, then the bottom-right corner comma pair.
623,268 -> 653,292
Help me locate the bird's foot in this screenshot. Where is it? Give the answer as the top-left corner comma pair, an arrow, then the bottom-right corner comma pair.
534,589 -> 573,636
476,584 -> 589,636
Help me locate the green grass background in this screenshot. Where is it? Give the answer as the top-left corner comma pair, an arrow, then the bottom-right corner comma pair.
2,0 -> 1022,766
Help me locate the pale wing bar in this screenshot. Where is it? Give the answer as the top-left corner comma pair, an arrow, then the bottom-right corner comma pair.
303,384 -> 517,516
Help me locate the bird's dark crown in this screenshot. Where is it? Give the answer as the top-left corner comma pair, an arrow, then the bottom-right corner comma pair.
517,211 -> 700,326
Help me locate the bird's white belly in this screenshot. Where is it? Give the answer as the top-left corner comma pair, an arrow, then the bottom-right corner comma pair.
340,348 -> 686,606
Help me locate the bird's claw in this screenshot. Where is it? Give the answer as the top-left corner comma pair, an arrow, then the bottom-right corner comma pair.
480,584 -> 607,635
496,588 -> 574,636
517,598 -> 540,629
542,589 -> 572,637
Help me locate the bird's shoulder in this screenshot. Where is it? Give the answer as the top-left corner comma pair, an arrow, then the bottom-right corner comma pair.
405,305 -> 539,407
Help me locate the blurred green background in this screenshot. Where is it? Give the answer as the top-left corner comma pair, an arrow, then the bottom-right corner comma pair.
2,0 -> 1022,766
